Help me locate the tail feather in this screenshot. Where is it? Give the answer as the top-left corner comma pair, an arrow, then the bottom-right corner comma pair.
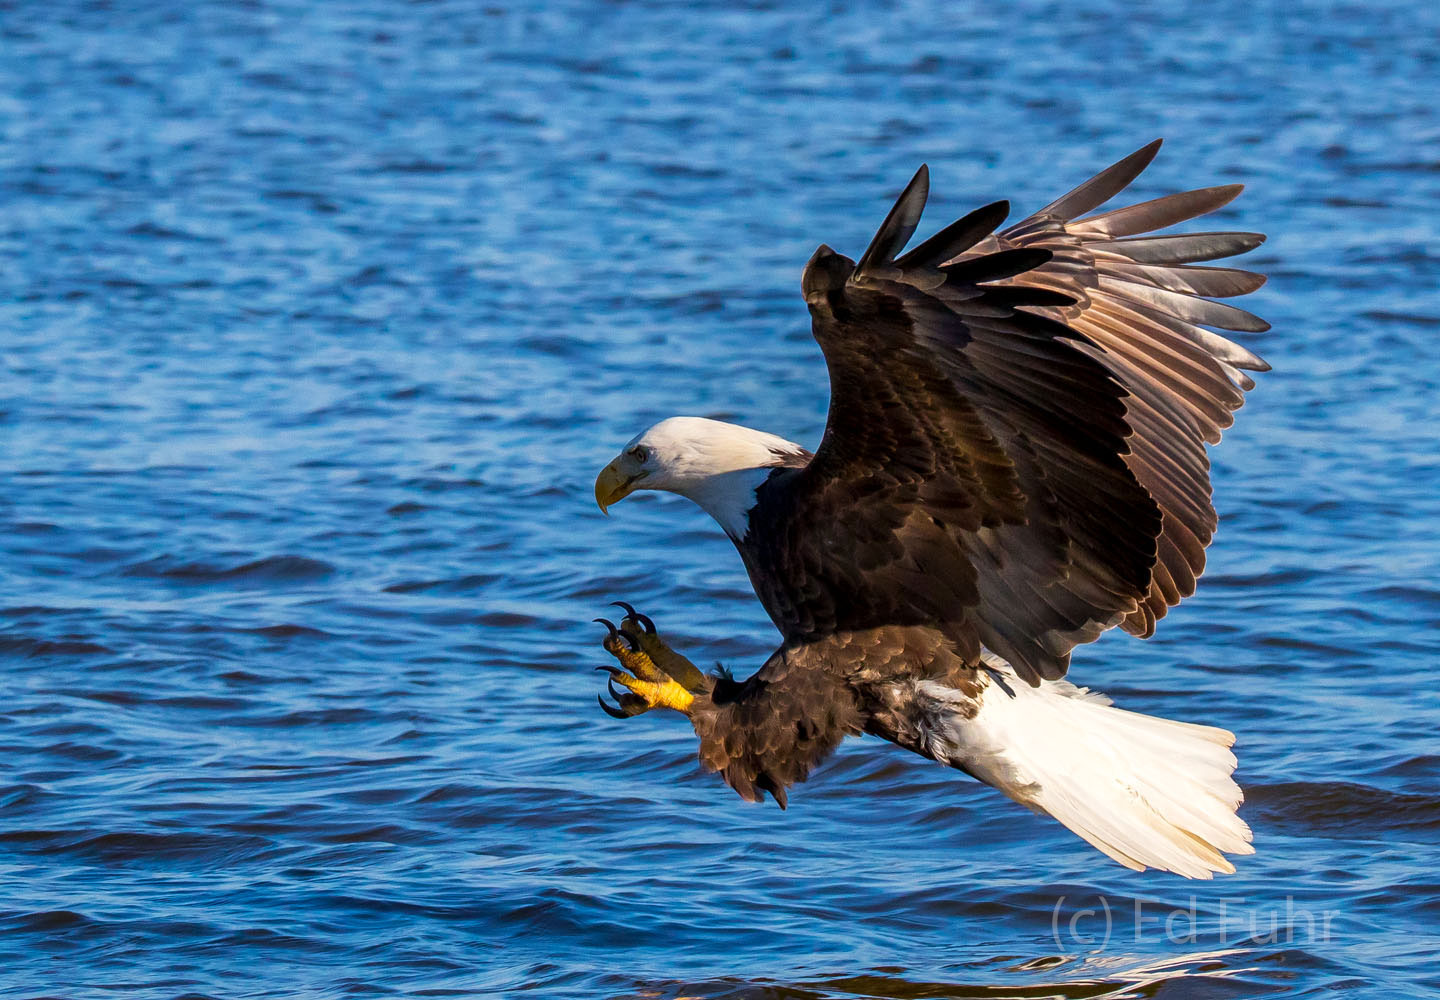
919,661 -> 1253,878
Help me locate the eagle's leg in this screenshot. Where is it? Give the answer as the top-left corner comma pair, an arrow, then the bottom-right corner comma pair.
594,604 -> 707,718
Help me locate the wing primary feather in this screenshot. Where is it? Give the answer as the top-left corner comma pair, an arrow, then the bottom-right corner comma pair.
1095,260 -> 1267,299
854,164 -> 930,275
1099,276 -> 1271,333
941,247 -> 1053,285
1071,185 -> 1245,239
1095,232 -> 1266,264
896,200 -> 1010,270
1035,139 -> 1164,222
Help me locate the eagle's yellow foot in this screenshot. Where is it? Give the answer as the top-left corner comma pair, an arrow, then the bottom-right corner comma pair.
610,602 -> 710,692
594,604 -> 707,718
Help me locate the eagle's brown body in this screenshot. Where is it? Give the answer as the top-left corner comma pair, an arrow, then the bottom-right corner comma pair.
689,625 -> 985,808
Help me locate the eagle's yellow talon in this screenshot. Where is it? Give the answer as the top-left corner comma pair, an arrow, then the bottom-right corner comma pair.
595,608 -> 700,716
605,605 -> 710,694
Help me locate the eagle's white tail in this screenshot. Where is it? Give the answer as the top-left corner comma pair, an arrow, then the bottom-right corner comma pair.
919,659 -> 1253,878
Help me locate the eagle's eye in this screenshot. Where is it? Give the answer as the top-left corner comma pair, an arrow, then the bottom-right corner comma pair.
631,446 -> 648,464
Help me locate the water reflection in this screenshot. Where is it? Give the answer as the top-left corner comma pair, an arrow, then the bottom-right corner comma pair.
638,949 -> 1276,999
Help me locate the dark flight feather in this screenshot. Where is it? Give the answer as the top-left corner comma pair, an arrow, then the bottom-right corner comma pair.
896,200 -> 1011,270
1095,231 -> 1266,265
1034,139 -> 1162,221
854,164 -> 930,275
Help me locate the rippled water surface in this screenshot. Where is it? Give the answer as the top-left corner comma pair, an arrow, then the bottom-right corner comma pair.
4,1 -> 1440,997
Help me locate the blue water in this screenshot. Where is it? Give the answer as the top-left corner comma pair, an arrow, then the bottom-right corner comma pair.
3,1 -> 1439,997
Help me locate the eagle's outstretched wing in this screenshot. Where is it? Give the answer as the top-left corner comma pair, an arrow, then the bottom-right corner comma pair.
971,140 -> 1269,636
740,141 -> 1267,684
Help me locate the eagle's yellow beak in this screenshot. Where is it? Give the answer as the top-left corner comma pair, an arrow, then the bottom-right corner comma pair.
594,459 -> 640,515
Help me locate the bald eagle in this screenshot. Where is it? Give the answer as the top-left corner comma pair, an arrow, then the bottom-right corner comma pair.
592,140 -> 1266,878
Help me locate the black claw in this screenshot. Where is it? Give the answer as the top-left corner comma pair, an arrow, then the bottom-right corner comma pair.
611,601 -> 657,635
594,665 -> 623,678
595,616 -> 640,652
598,694 -> 629,719
607,677 -> 628,702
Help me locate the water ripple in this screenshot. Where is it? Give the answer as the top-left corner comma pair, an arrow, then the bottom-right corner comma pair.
2,0 -> 1438,997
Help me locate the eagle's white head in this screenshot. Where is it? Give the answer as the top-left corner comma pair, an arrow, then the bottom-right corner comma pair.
594,416 -> 808,538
